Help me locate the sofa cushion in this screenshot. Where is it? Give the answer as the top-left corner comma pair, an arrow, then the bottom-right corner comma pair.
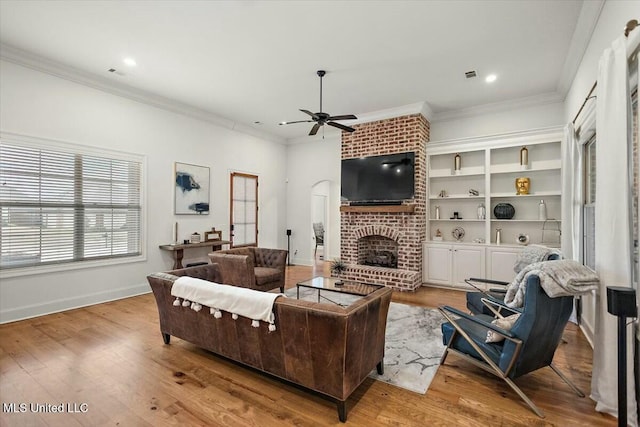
254,267 -> 281,285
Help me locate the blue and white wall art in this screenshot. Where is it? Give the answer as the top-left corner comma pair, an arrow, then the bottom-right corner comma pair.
174,162 -> 210,214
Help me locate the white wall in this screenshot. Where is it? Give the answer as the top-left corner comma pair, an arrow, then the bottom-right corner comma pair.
286,137 -> 341,265
564,0 -> 636,123
429,100 -> 565,142
0,60 -> 287,323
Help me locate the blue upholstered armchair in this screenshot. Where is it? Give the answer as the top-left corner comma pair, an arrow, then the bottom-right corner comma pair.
466,252 -> 561,315
439,275 -> 585,418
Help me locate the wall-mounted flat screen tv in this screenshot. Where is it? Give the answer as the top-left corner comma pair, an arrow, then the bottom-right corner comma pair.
341,152 -> 415,203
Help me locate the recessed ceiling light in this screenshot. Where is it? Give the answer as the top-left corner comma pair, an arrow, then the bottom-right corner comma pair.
123,57 -> 137,67
485,74 -> 497,83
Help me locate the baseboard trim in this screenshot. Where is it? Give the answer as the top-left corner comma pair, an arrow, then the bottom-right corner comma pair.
0,283 -> 150,324
291,257 -> 314,267
579,322 -> 595,349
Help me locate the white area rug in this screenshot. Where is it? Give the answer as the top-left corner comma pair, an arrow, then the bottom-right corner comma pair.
376,302 -> 446,394
285,287 -> 445,394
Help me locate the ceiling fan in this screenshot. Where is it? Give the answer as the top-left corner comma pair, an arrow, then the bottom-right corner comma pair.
279,70 -> 357,136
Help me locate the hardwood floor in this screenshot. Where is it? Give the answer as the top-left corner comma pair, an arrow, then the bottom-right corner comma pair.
1,262 -> 615,426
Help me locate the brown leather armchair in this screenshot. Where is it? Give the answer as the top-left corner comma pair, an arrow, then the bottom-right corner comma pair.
208,247 -> 287,292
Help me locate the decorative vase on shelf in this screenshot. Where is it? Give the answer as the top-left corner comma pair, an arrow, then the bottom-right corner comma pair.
538,199 -> 547,221
493,203 -> 515,219
520,146 -> 529,169
453,153 -> 461,174
477,203 -> 486,220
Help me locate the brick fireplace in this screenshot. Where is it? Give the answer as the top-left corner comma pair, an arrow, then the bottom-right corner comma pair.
340,114 -> 429,291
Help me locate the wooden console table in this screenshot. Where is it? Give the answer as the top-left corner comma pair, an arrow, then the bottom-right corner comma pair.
159,240 -> 231,269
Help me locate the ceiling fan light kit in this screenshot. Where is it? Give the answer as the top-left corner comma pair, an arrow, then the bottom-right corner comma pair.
280,70 -> 358,136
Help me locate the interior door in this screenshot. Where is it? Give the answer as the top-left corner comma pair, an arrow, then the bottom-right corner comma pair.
230,172 -> 258,248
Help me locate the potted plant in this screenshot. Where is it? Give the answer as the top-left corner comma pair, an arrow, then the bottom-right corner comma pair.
330,258 -> 347,285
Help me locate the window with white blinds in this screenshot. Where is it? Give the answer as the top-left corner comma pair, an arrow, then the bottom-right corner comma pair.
583,135 -> 596,270
0,140 -> 143,270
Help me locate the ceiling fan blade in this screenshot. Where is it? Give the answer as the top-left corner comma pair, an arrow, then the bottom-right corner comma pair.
309,123 -> 321,136
300,109 -> 317,118
327,121 -> 355,133
280,120 -> 313,125
328,114 -> 357,121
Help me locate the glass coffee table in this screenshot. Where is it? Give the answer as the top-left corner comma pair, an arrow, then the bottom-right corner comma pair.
296,276 -> 383,305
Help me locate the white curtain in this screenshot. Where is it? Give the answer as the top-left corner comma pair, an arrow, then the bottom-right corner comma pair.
591,34 -> 637,426
561,123 -> 582,261
636,40 -> 640,345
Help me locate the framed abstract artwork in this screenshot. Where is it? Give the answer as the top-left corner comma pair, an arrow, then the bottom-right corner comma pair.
174,162 -> 210,214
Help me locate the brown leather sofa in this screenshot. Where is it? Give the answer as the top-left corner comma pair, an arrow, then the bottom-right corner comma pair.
147,263 -> 392,422
208,247 -> 287,293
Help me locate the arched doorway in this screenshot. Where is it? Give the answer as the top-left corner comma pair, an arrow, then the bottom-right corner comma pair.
311,180 -> 331,262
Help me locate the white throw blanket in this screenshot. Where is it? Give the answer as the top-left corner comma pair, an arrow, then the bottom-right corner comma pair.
171,277 -> 284,330
512,244 -> 562,273
504,260 -> 599,308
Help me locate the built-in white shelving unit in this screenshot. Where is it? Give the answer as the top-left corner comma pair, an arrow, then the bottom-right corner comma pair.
423,127 -> 564,288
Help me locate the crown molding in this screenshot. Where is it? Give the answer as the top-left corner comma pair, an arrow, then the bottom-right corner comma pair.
0,44 -> 286,145
420,102 -> 434,122
427,125 -> 564,152
352,102 -> 430,125
431,91 -> 563,123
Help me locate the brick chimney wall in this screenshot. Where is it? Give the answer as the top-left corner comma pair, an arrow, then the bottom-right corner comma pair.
340,114 -> 429,291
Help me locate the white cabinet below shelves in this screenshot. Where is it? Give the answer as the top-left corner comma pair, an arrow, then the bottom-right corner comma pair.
423,244 -> 452,286
423,243 -> 485,289
485,246 -> 523,283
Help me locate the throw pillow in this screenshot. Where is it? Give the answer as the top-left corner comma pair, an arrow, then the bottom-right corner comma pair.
485,313 -> 521,343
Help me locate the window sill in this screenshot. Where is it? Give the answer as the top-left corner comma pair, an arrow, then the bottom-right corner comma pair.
0,254 -> 147,279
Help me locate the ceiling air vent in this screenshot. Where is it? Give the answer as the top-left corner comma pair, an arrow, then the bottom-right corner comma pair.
107,68 -> 125,76
465,70 -> 477,79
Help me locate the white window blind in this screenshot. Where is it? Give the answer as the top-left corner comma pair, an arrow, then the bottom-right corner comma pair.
583,135 -> 596,270
0,140 -> 142,269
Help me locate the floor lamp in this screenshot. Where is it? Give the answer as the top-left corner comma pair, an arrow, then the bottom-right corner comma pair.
606,286 -> 637,427
286,229 -> 292,266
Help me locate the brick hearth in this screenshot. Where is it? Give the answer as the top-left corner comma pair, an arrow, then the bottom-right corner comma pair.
340,114 -> 429,291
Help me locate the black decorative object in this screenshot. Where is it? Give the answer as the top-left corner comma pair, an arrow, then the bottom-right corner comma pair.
452,227 -> 465,241
493,203 -> 515,219
286,229 -> 292,265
